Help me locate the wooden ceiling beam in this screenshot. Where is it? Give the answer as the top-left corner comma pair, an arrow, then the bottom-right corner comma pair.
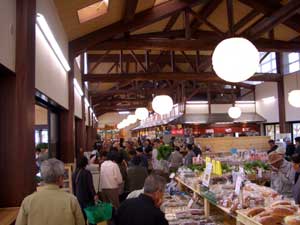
123,0 -> 139,23
190,0 -> 222,32
83,72 -> 279,83
244,0 -> 300,39
92,38 -> 300,52
239,0 -> 300,32
88,53 -> 211,64
70,0 -> 203,55
231,9 -> 259,34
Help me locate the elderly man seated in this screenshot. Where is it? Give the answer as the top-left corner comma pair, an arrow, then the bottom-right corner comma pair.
16,158 -> 85,225
269,153 -> 295,197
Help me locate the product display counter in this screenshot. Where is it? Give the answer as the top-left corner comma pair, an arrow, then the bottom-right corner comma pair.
0,207 -> 19,225
195,136 -> 270,154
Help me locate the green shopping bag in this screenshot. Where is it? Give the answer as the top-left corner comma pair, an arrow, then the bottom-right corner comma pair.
84,201 -> 113,224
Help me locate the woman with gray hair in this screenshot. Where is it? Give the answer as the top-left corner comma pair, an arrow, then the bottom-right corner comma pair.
16,158 -> 85,225
116,174 -> 169,225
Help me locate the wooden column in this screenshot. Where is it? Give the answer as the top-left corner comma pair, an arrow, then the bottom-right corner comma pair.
59,51 -> 75,163
276,52 -> 287,133
0,0 -> 36,207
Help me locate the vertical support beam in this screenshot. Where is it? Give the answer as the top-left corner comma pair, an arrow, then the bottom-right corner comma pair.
145,50 -> 149,71
207,85 -> 212,114
80,54 -> 86,154
170,51 -> 175,72
276,52 -> 287,133
226,0 -> 234,35
196,50 -> 200,72
120,50 -> 124,73
60,51 -> 75,163
184,9 -> 191,39
2,0 -> 36,206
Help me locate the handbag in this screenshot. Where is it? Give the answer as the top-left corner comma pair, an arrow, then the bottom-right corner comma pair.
84,201 -> 113,224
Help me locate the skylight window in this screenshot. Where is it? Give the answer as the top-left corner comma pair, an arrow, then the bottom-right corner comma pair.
78,0 -> 109,24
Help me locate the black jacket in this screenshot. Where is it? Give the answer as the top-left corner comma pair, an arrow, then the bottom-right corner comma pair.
116,194 -> 169,225
286,143 -> 296,157
72,168 -> 96,208
267,145 -> 278,154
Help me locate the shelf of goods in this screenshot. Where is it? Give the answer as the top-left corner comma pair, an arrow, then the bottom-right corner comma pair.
195,136 -> 270,154
175,166 -> 300,225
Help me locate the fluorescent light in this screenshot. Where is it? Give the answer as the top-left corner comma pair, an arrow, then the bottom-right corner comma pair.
186,101 -> 208,104
84,81 -> 89,89
262,96 -> 275,104
84,52 -> 88,74
84,97 -> 90,107
235,100 -> 255,104
73,78 -> 83,96
90,108 -> 94,114
36,13 -> 70,72
118,111 -> 130,115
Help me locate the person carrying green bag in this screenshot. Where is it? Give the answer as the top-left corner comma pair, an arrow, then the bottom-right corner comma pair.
84,201 -> 113,224
73,157 -> 99,225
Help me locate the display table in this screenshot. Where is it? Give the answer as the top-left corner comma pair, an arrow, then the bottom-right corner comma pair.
195,136 -> 270,154
236,210 -> 261,225
175,177 -> 234,219
0,207 -> 19,225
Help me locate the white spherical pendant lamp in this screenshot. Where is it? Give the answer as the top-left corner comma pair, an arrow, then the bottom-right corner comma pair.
228,106 -> 242,119
288,90 -> 300,108
127,114 -> 137,124
122,119 -> 130,127
135,107 -> 149,120
152,95 -> 173,115
212,38 -> 259,83
117,123 -> 122,130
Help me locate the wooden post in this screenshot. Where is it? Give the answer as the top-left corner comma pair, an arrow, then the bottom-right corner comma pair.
0,0 -> 36,207
59,51 -> 75,163
276,52 -> 287,133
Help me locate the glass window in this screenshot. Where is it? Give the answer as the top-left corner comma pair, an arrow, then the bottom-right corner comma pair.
288,53 -> 300,63
257,52 -> 277,73
265,124 -> 275,140
41,130 -> 48,143
289,61 -> 300,73
293,123 -> 300,144
35,130 -> 40,145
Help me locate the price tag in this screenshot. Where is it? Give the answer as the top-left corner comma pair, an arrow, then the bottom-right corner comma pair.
187,198 -> 194,208
235,176 -> 243,195
239,166 -> 244,174
169,173 -> 175,179
258,168 -> 262,178
202,162 -> 212,187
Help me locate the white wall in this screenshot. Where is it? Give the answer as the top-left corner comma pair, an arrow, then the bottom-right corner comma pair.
284,72 -> 300,122
35,0 -> 69,109
186,104 -> 209,114
255,82 -> 279,123
0,0 -> 16,71
74,63 -> 82,119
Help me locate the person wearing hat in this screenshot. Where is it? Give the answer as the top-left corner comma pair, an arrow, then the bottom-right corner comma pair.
268,153 -> 295,197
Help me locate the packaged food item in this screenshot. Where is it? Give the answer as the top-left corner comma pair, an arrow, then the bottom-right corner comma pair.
257,215 -> 282,225
271,200 -> 293,207
272,206 -> 295,217
284,215 -> 300,225
245,207 -> 266,217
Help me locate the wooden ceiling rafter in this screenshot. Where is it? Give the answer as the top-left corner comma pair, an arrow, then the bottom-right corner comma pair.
239,0 -> 300,32
123,0 -> 139,23
244,0 -> 300,39
83,72 -> 279,83
91,38 -> 300,52
69,0 -> 204,55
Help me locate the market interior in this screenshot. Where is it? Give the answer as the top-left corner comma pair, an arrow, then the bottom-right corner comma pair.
1,0 -> 300,225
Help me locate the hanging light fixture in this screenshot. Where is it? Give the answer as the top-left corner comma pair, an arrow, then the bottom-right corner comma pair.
212,38 -> 259,83
288,74 -> 300,108
288,90 -> 300,108
228,106 -> 242,119
127,114 -> 137,124
152,95 -> 173,115
135,107 -> 149,120
117,123 -> 123,130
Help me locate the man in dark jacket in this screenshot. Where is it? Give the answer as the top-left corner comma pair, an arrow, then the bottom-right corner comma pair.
267,139 -> 278,154
295,137 -> 300,154
116,174 -> 168,225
